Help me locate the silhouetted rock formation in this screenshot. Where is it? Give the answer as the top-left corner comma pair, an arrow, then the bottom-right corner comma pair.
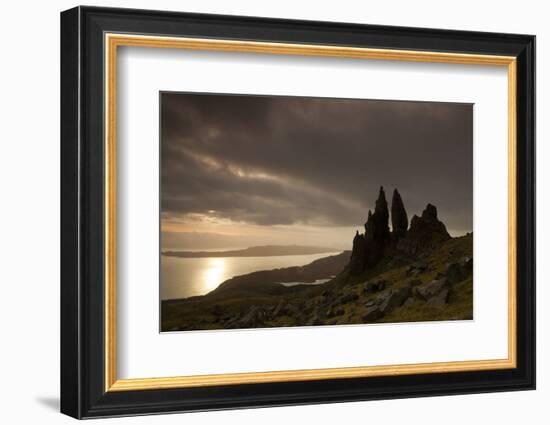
349,188 -> 451,275
363,187 -> 390,268
391,189 -> 408,238
349,231 -> 367,275
397,204 -> 451,255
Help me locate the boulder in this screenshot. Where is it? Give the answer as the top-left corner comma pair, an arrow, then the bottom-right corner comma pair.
285,303 -> 300,317
402,297 -> 416,308
334,307 -> 345,316
426,288 -> 450,306
406,262 -> 428,277
378,287 -> 411,313
272,300 -> 284,317
414,279 -> 448,301
238,306 -> 266,328
364,281 -> 378,293
364,279 -> 387,294
336,292 -> 359,305
326,306 -> 344,318
446,262 -> 468,284
306,312 -> 324,326
362,306 -> 383,322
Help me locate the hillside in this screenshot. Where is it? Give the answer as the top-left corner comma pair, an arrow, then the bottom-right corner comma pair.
161,234 -> 472,331
161,187 -> 473,332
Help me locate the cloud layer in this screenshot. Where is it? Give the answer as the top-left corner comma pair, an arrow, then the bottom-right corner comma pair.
161,92 -> 473,233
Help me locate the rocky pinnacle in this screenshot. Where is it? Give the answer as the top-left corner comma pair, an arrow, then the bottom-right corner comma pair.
349,187 -> 450,275
391,188 -> 408,237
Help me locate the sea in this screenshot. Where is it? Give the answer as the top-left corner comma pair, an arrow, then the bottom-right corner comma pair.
161,252 -> 339,300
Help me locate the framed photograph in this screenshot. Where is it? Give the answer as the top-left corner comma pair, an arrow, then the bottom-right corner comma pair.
60,6 -> 535,419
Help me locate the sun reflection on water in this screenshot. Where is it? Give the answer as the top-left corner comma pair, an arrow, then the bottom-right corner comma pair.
202,258 -> 226,292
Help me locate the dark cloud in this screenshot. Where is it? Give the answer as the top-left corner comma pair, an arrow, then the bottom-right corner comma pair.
161,92 -> 473,232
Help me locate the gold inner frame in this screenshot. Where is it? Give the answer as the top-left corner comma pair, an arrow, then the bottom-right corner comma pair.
104,33 -> 517,392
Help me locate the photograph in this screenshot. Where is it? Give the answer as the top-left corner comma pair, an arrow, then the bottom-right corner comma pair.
57,4 -> 536,419
160,93 -> 474,332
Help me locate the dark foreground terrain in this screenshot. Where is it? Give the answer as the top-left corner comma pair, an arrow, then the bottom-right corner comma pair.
161,188 -> 473,332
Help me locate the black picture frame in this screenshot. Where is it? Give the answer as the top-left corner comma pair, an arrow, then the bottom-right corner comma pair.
60,5 -> 535,419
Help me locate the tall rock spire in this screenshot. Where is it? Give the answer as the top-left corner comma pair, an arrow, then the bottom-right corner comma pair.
349,231 -> 366,275
364,210 -> 373,240
366,187 -> 389,240
391,188 -> 408,237
362,187 -> 390,269
374,186 -> 390,238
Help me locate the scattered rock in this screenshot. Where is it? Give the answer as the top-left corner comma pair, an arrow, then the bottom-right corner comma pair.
364,281 -> 378,293
446,262 -> 468,284
378,287 -> 411,313
426,288 -> 450,306
239,306 -> 265,328
334,307 -> 345,316
225,305 -> 280,328
402,297 -> 416,308
325,306 -> 344,318
406,262 -> 428,277
336,292 -> 359,305
365,299 -> 376,307
363,306 -> 383,322
414,279 -> 448,301
364,279 -> 387,294
306,312 -> 324,326
272,300 -> 284,317
286,303 -> 301,316
462,256 -> 473,271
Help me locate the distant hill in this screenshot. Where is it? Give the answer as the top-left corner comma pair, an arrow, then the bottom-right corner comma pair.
163,245 -> 338,258
204,251 -> 350,300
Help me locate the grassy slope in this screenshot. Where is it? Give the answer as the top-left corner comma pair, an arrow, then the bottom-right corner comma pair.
335,234 -> 473,325
161,234 -> 473,331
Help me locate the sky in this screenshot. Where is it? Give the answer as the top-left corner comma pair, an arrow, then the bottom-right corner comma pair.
160,92 -> 473,251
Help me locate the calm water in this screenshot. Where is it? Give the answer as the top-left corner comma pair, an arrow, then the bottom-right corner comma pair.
161,252 -> 339,300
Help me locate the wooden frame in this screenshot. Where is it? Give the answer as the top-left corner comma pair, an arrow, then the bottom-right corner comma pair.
61,5 -> 535,419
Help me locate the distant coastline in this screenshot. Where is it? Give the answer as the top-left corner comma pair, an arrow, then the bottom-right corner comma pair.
162,245 -> 338,258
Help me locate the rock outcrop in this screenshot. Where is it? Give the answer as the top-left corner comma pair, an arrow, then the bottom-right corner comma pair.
349,187 -> 451,275
396,203 -> 451,255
